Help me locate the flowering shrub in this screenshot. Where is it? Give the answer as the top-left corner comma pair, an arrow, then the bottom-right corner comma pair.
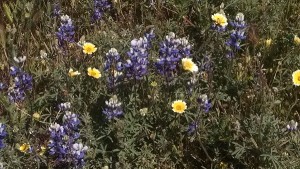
0,0 -> 300,168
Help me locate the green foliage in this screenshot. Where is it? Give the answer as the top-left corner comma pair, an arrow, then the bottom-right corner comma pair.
0,0 -> 300,168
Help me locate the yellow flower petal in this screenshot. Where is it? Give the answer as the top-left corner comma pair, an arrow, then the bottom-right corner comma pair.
292,70 -> 300,86
211,13 -> 228,27
182,58 -> 198,72
87,67 -> 101,79
172,100 -> 187,114
83,42 -> 97,55
68,68 -> 81,77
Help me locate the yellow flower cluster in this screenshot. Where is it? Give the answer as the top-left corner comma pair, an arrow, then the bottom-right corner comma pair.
88,67 -> 101,79
19,143 -> 31,153
172,100 -> 187,114
182,58 -> 198,72
292,70 -> 300,86
294,35 -> 300,45
211,13 -> 228,27
83,42 -> 97,55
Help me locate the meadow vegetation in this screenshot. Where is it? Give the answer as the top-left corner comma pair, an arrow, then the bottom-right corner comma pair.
1,0 -> 300,168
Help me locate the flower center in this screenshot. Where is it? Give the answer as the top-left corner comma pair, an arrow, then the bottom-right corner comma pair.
176,105 -> 182,110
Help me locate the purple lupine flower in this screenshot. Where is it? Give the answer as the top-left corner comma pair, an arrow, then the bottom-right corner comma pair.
225,13 -> 246,58
0,123 -> 7,149
187,121 -> 198,135
155,32 -> 191,80
0,83 -> 6,90
7,66 -> 32,103
48,123 -> 68,160
52,3 -> 61,17
48,103 -> 87,168
56,15 -> 75,47
104,48 -> 124,88
71,143 -> 88,167
63,111 -> 80,131
124,29 -> 155,80
197,94 -> 211,113
102,95 -> 123,120
92,0 -> 111,21
287,120 -> 298,131
58,102 -> 71,111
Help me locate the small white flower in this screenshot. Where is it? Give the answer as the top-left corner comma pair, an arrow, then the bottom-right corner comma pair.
13,56 -> 27,63
287,120 -> 298,131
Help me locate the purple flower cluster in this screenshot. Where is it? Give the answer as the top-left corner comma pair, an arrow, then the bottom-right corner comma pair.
56,15 -> 75,47
104,48 -> 124,88
92,0 -> 111,21
0,123 -> 7,149
197,94 -> 211,113
155,32 -> 191,79
102,95 -> 123,120
52,3 -> 61,17
124,29 -> 155,80
225,13 -> 246,58
187,121 -> 198,135
48,103 -> 88,167
7,66 -> 33,103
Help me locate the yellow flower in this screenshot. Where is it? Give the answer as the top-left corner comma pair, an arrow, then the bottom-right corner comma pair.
150,81 -> 157,87
68,68 -> 81,77
294,35 -> 300,45
19,143 -> 31,153
292,70 -> 300,86
182,58 -> 198,72
39,146 -> 46,156
265,39 -> 272,47
87,67 -> 101,79
220,162 -> 228,169
83,42 -> 97,54
172,100 -> 187,114
32,112 -> 41,120
211,13 -> 228,27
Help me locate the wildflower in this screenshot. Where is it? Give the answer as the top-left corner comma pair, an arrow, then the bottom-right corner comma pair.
197,94 -> 211,113
102,95 -> 123,119
63,111 -> 80,131
33,112 -> 41,120
211,12 -> 228,31
287,120 -> 298,131
82,42 -> 97,55
292,70 -> 300,86
212,13 -> 228,27
87,67 -> 101,79
182,58 -> 198,72
7,66 -> 33,103
39,146 -> 47,156
0,123 -> 7,149
56,15 -> 75,47
220,162 -> 228,169
19,143 -> 31,153
294,35 -> 300,45
172,100 -> 187,114
225,13 -> 246,58
124,29 -> 155,80
13,56 -> 26,63
71,143 -> 88,167
150,81 -> 157,87
58,102 -> 71,111
139,108 -> 148,116
52,3 -> 61,17
104,48 -> 123,88
265,38 -> 272,47
92,0 -> 111,21
187,121 -> 198,135
48,103 -> 86,168
68,68 -> 81,77
155,32 -> 191,80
